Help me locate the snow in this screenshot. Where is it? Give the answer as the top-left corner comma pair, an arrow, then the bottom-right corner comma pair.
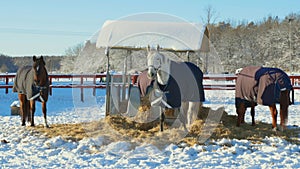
0,84 -> 300,168
96,19 -> 209,52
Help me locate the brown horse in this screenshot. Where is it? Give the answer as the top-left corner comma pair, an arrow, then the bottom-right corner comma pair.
13,56 -> 49,128
235,66 -> 292,131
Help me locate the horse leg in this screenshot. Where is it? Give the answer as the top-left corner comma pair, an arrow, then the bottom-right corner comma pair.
42,101 -> 49,128
250,102 -> 256,126
160,107 -> 165,132
279,90 -> 289,131
269,104 -> 278,130
236,102 -> 246,127
180,102 -> 188,131
241,108 -> 246,124
18,94 -> 27,126
29,100 -> 36,126
187,102 -> 200,127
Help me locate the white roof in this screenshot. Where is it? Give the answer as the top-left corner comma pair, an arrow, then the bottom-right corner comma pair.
96,20 -> 209,52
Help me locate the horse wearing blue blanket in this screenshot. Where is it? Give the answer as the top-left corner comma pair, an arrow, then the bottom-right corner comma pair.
235,66 -> 292,131
146,46 -> 205,131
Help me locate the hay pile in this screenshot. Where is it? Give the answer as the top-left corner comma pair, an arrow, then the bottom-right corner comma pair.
32,106 -> 300,146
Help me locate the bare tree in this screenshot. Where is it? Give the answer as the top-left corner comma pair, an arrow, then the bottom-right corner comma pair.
60,43 -> 84,73
65,43 -> 84,57
201,5 -> 219,25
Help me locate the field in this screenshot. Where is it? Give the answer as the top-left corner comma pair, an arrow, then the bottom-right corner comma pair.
0,85 -> 299,168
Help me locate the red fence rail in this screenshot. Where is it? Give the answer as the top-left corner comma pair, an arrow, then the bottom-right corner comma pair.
1,73 -> 300,94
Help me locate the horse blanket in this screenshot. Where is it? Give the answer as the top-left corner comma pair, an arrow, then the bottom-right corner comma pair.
13,66 -> 49,102
235,66 -> 292,107
156,61 -> 205,108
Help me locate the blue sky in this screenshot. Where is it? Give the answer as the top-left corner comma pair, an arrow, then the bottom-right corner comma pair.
0,0 -> 299,56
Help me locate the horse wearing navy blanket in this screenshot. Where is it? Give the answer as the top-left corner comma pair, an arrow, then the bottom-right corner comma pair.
235,66 -> 292,131
13,56 -> 49,128
146,46 -> 205,130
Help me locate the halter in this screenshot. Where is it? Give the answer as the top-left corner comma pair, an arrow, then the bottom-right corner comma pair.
148,64 -> 161,72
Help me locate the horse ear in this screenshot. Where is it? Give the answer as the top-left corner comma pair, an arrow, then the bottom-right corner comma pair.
156,45 -> 160,51
33,55 -> 37,62
40,56 -> 46,65
147,45 -> 151,53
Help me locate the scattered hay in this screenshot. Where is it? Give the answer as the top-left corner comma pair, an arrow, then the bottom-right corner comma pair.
32,106 -> 300,146
33,123 -> 88,142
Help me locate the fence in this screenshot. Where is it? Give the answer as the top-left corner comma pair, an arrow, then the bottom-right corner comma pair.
1,73 -> 300,102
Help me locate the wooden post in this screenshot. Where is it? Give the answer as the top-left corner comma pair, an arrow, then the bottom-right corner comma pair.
49,76 -> 53,96
122,52 -> 128,102
93,76 -> 96,96
205,52 -> 208,74
5,76 -> 8,94
127,75 -> 131,100
105,47 -> 111,116
292,88 -> 295,105
117,85 -> 121,113
186,51 -> 190,62
80,75 -> 84,102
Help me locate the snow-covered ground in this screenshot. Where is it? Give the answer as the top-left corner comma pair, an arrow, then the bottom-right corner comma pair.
0,85 -> 299,168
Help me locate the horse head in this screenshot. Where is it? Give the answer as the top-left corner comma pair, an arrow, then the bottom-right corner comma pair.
146,45 -> 170,85
32,55 -> 47,87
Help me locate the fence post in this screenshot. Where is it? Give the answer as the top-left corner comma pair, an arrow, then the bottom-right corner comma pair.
81,75 -> 84,102
49,76 -> 53,96
5,76 -> 9,94
93,76 -> 96,96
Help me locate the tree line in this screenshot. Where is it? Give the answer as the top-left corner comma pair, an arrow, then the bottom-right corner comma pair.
0,54 -> 64,73
209,14 -> 300,73
1,13 -> 299,74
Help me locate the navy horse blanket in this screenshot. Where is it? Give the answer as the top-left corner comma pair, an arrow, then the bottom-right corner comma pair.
13,66 -> 49,102
141,61 -> 205,108
235,66 -> 292,108
138,62 -> 205,108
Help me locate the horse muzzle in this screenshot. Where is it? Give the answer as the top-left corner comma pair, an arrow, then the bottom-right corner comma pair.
147,67 -> 157,80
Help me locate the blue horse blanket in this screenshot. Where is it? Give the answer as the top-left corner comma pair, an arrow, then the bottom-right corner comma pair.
156,61 -> 205,108
235,66 -> 292,107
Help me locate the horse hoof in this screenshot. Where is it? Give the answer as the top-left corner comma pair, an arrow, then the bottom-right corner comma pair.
44,125 -> 50,128
279,126 -> 285,132
272,127 -> 278,131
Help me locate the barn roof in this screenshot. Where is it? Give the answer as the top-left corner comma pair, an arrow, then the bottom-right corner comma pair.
96,20 -> 209,52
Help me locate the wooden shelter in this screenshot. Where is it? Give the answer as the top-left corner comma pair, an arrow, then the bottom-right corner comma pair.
95,19 -> 210,115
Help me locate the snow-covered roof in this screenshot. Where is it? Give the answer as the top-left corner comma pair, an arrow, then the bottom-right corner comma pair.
96,20 -> 209,52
